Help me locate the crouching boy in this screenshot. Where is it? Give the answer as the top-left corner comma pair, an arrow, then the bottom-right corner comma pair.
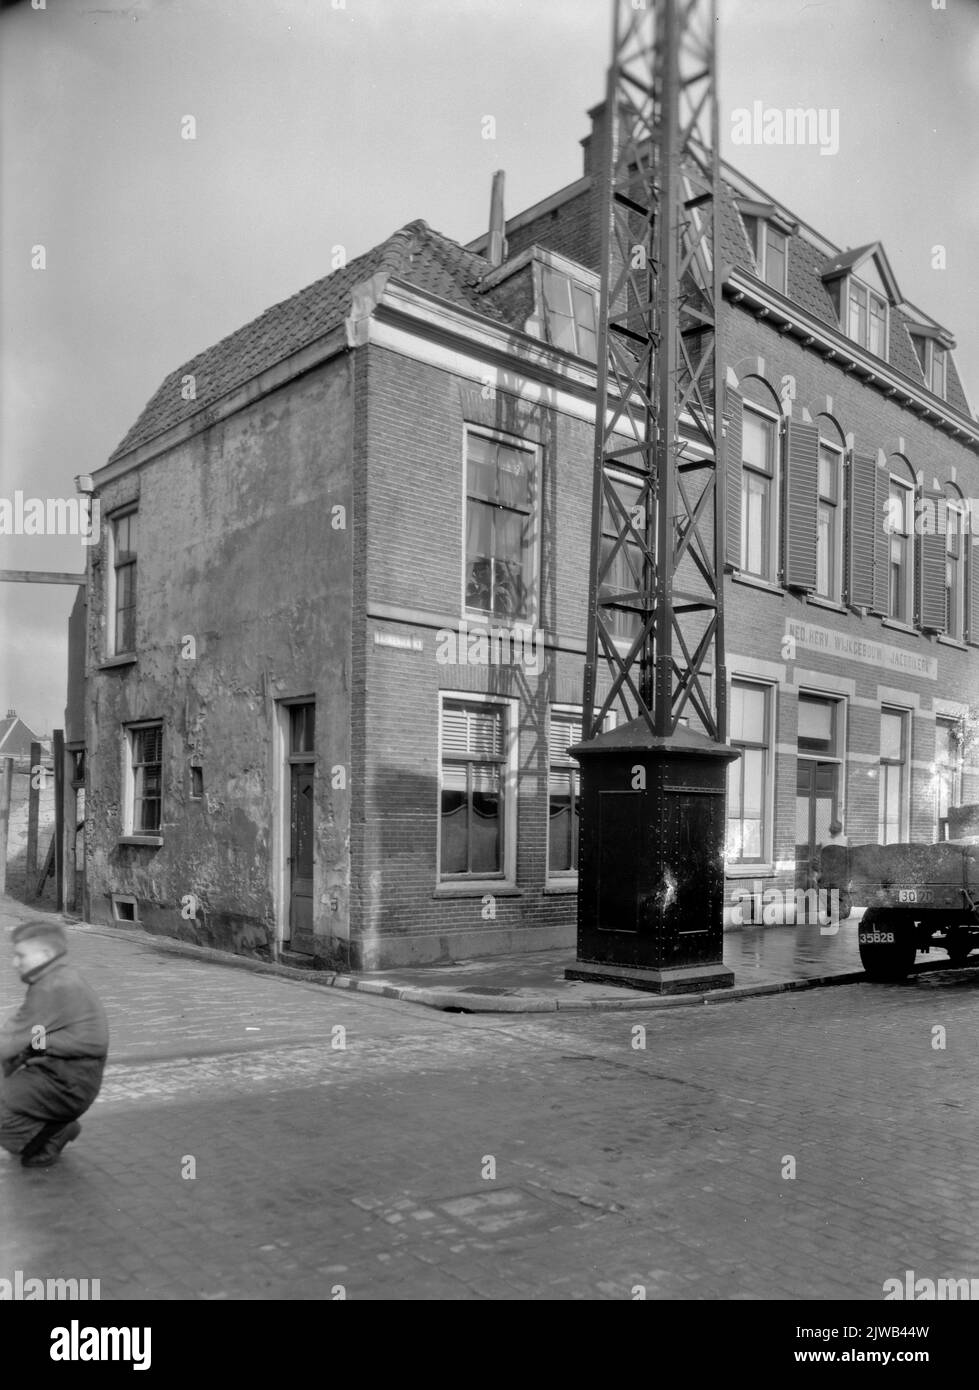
0,920 -> 109,1168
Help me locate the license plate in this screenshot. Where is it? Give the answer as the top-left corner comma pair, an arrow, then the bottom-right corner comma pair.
898,889 -> 934,904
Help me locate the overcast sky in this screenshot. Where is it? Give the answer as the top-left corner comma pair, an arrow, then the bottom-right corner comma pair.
2,0 -> 977,733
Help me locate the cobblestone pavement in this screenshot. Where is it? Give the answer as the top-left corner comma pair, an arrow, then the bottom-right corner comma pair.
1,918 -> 978,1300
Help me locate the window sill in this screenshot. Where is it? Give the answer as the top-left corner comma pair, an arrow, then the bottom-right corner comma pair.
880,619 -> 917,636
99,653 -> 137,670
805,594 -> 846,614
544,880 -> 578,894
462,612 -> 540,633
725,865 -> 776,878
731,573 -> 784,597
433,883 -> 521,898
118,835 -> 163,848
937,635 -> 968,651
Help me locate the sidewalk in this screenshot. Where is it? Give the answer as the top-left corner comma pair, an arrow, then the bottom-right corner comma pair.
359,913 -> 877,1011
0,894 -> 895,1016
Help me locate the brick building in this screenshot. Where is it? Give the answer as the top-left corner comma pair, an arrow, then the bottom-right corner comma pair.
83,103 -> 979,968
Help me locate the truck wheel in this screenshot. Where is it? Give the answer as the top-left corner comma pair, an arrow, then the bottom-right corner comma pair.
944,936 -> 974,967
858,909 -> 916,981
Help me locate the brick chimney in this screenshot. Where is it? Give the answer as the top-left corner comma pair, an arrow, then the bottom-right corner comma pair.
580,100 -> 610,180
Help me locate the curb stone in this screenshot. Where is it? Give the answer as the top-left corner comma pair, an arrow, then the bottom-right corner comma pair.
8,904 -> 970,1016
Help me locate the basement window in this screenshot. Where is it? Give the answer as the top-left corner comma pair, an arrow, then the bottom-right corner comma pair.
111,894 -> 138,923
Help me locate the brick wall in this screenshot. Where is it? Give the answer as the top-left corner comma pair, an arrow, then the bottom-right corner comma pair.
349,287 -> 979,961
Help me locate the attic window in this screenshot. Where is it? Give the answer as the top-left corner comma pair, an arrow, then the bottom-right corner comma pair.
912,338 -> 947,399
743,216 -> 788,294
539,266 -> 598,362
846,278 -> 888,357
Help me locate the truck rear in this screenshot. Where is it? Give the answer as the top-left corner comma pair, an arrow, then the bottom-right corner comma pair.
821,833 -> 979,980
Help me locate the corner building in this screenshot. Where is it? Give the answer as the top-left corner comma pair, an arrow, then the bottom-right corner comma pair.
84,103 -> 979,968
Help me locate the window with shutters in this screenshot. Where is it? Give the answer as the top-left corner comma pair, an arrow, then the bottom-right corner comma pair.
969,533 -> 979,645
538,264 -> 598,362
600,472 -> 645,645
740,406 -> 779,581
547,708 -> 581,878
878,707 -> 909,844
465,429 -> 538,624
109,508 -> 138,656
885,477 -> 914,623
816,442 -> 843,601
124,721 -> 163,837
935,717 -> 963,841
439,698 -> 513,881
725,679 -> 773,864
946,502 -> 966,639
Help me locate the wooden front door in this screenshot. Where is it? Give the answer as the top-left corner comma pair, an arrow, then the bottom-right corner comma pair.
286,702 -> 315,955
795,760 -> 838,890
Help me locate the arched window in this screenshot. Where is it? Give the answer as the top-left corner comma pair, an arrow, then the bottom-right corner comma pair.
885,455 -> 915,624
814,415 -> 846,603
738,375 -> 782,583
944,482 -> 967,640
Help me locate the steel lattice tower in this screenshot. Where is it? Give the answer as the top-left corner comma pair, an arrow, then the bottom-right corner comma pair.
582,0 -> 726,743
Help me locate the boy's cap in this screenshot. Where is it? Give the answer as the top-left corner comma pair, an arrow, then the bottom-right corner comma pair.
11,920 -> 68,953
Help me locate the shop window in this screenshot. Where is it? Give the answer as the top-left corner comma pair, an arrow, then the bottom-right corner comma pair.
726,679 -> 772,863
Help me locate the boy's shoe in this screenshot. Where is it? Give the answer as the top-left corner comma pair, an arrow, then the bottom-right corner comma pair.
21,1121 -> 81,1168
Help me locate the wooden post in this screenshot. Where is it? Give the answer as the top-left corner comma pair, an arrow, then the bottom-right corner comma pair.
0,756 -> 13,895
64,769 -> 77,913
53,730 -> 65,912
26,739 -> 40,882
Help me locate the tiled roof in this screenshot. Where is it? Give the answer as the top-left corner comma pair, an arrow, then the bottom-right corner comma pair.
720,188 -> 971,414
112,169 -> 972,464
820,243 -> 879,277
110,222 -> 501,461
0,715 -> 42,757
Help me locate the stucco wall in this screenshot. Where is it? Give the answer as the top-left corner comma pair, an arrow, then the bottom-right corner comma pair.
86,352 -> 354,962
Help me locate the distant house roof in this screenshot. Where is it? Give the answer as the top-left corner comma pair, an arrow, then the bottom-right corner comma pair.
110,221 -> 502,462
0,712 -> 42,759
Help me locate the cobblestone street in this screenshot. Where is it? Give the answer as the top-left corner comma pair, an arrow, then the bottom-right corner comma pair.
2,918 -> 978,1301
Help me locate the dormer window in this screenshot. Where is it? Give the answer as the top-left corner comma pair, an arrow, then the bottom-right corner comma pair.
847,279 -> 888,356
821,242 -> 899,362
735,199 -> 795,295
911,335 -> 948,399
539,263 -> 598,362
743,219 -> 788,293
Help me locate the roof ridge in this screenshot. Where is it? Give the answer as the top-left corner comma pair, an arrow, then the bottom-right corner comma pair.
107,218 -> 498,463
